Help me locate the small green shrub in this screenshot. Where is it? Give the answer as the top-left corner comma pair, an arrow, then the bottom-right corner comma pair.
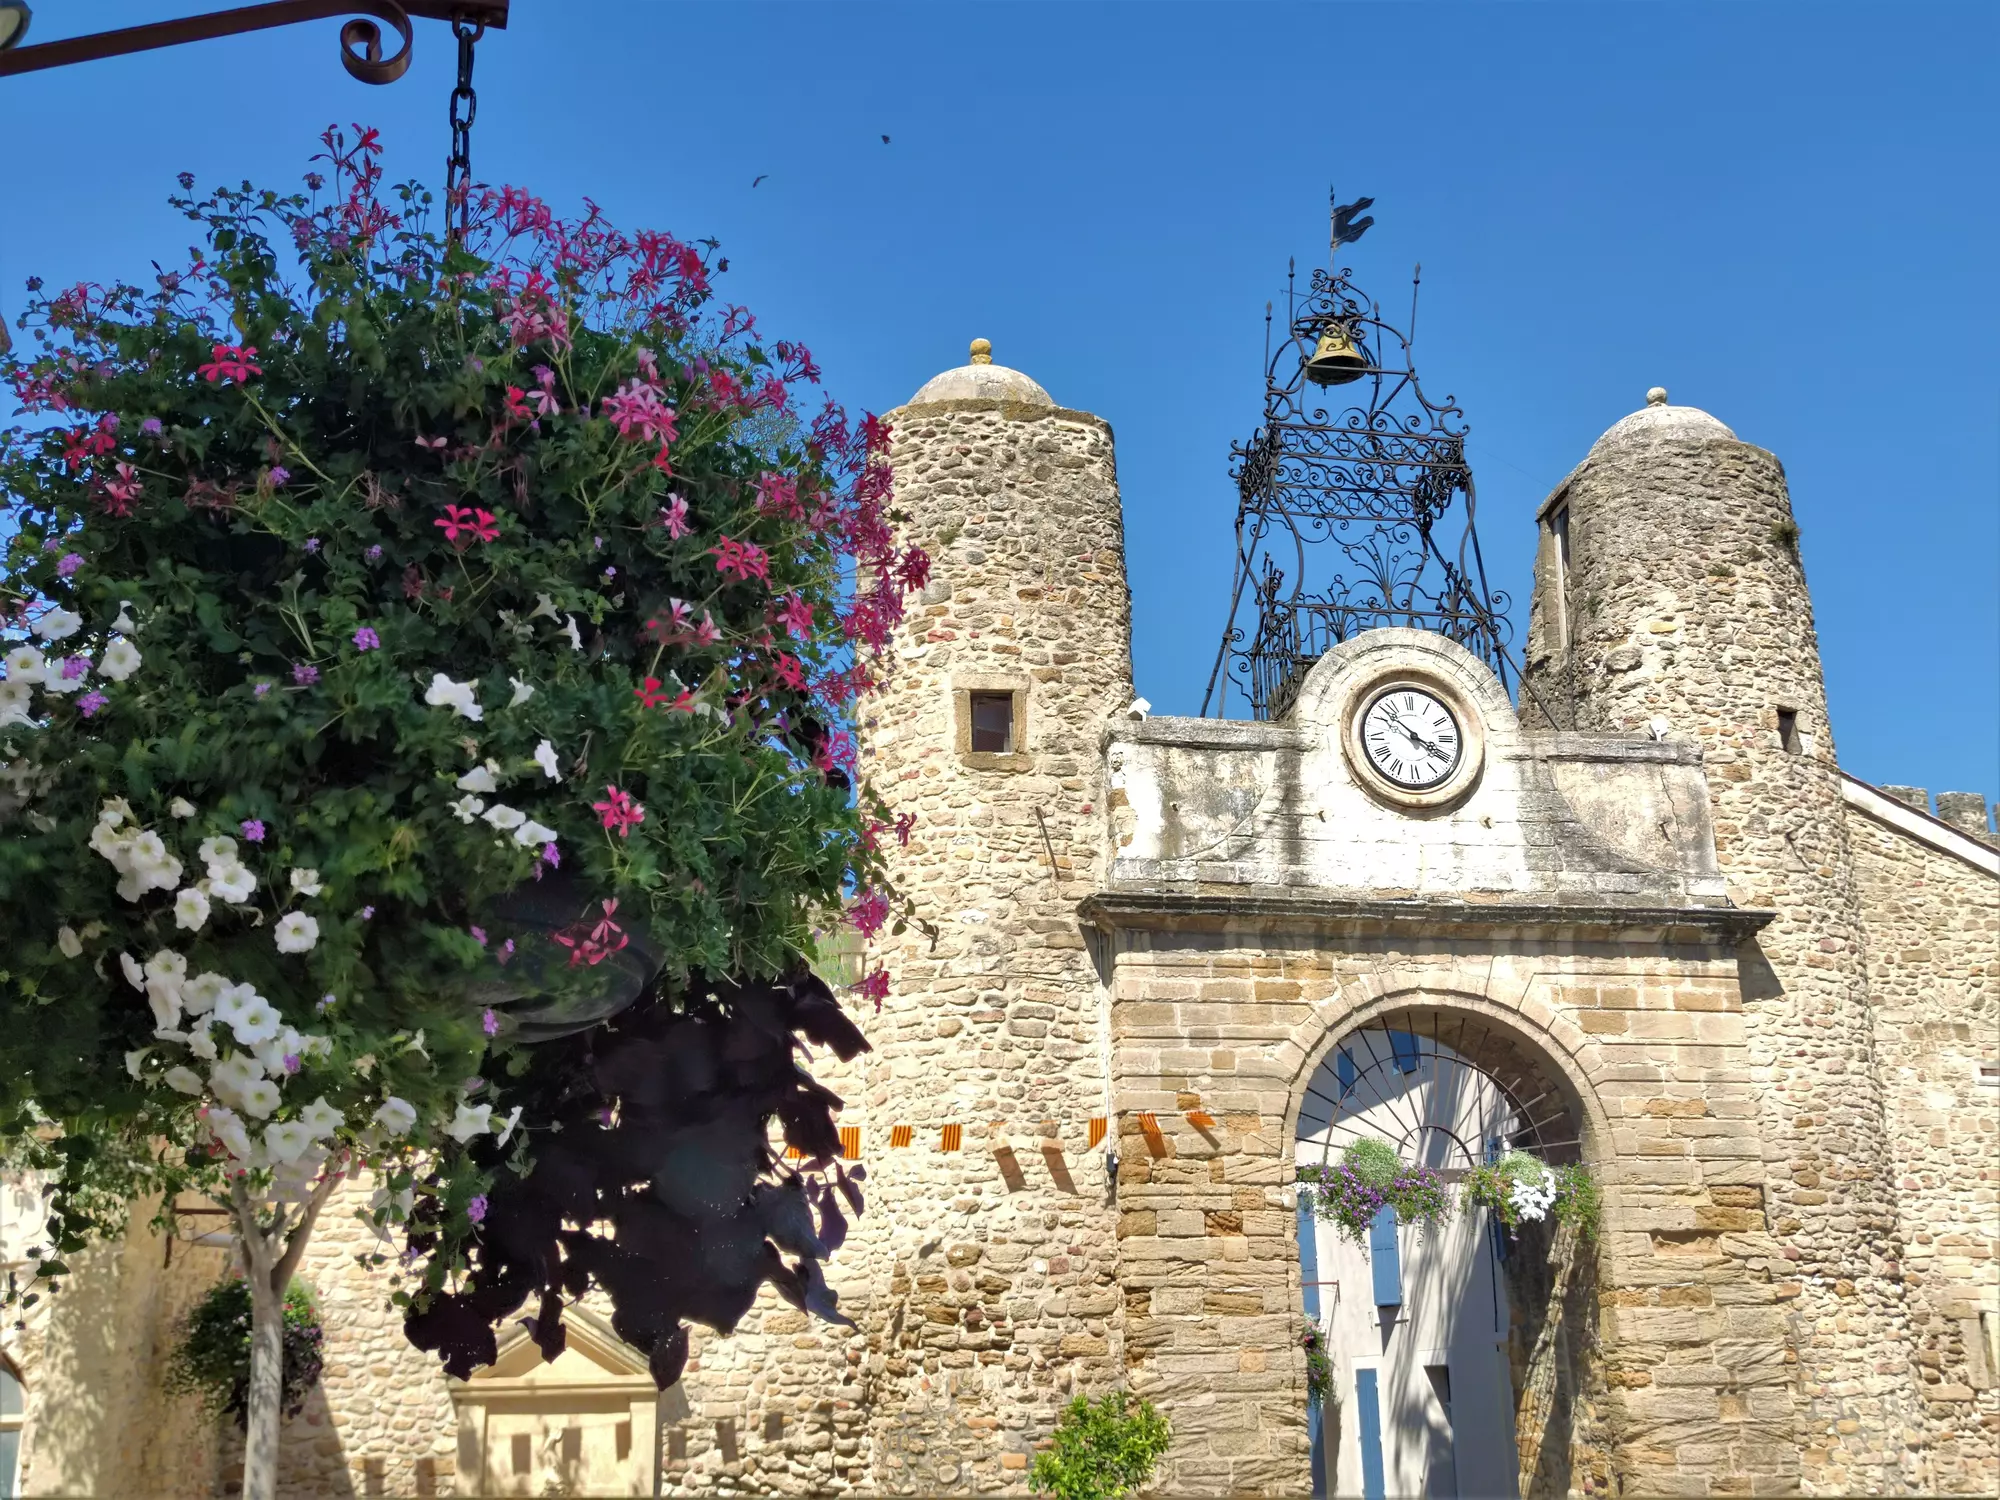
1340,1137 -> 1401,1188
1029,1391 -> 1171,1500
164,1277 -> 323,1429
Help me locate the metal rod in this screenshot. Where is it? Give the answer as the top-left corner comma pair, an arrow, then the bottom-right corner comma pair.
0,0 -> 505,82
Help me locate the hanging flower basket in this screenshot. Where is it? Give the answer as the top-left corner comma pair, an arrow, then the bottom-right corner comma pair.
1461,1150 -> 1600,1239
1298,1138 -> 1452,1243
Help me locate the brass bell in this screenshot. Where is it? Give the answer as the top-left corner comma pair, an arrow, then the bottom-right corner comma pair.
1303,319 -> 1369,386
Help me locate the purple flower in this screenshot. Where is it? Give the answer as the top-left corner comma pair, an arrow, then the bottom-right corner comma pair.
292,663 -> 320,686
482,1008 -> 499,1037
319,992 -> 337,1010
60,656 -> 89,680
268,467 -> 291,489
241,819 -> 266,843
303,537 -> 320,554
141,418 -> 163,437
352,627 -> 380,651
253,682 -> 271,697
77,691 -> 109,717
467,1195 -> 488,1224
603,566 -> 617,580
360,905 -> 375,919
56,553 -> 84,578
283,1054 -> 301,1074
464,1077 -> 484,1094
365,545 -> 383,563
541,842 -> 560,868
41,539 -> 57,553
470,925 -> 488,947
499,939 -> 515,965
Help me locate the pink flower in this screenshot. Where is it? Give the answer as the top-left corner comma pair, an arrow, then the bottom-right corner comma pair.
352,627 -> 380,651
101,463 -> 144,514
858,969 -> 890,1009
198,344 -> 262,385
659,495 -> 690,539
241,819 -> 267,842
775,593 -> 813,641
710,535 -> 767,583
850,889 -> 891,940
895,812 -> 917,846
77,690 -> 109,717
600,378 -> 678,447
591,785 -> 646,838
56,552 -> 84,578
482,1009 -> 499,1036
292,663 -> 319,686
435,505 -> 500,547
633,678 -> 669,709
267,466 -> 291,488
694,612 -> 722,648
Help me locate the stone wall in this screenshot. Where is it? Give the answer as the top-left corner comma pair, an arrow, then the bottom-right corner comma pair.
1523,417 -> 1919,1491
1845,786 -> 2000,1495
1085,903 -> 1797,1497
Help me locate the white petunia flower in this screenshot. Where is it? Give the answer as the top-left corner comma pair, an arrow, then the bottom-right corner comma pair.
527,593 -> 559,622
146,950 -> 188,987
209,1052 -> 263,1102
182,972 -> 229,1015
208,861 -> 257,904
120,952 -> 146,992
186,1025 -> 219,1062
237,1078 -> 282,1119
514,819 -> 558,848
162,1065 -> 204,1095
39,656 -> 87,694
560,614 -> 583,652
99,639 -> 142,682
496,1105 -> 524,1146
445,1102 -> 494,1142
288,868 -> 323,898
204,1105 -> 253,1160
508,676 -> 535,707
124,1048 -> 152,1080
218,986 -> 283,1047
0,681 -> 32,729
169,797 -> 197,818
112,600 -> 137,632
2,646 -> 46,687
298,1097 -> 343,1139
263,1120 -> 314,1163
533,740 -> 560,779
456,761 -> 501,794
448,794 -> 486,824
273,912 -> 319,955
254,1027 -> 305,1076
296,1032 -> 333,1061
197,835 -> 237,866
56,926 -> 83,959
173,887 -> 211,931
374,1097 -> 418,1137
424,672 -> 484,722
481,804 -> 526,832
31,607 -> 81,641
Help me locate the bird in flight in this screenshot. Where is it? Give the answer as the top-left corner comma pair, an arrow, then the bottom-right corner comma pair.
881,134 -> 890,144
752,174 -> 769,188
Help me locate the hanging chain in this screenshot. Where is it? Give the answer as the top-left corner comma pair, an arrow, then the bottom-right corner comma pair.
444,15 -> 483,243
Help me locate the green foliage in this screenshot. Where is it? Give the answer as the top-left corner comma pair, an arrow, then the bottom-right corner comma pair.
1551,1162 -> 1601,1239
1301,1323 -> 1332,1408
1298,1141 -> 1453,1243
1029,1391 -> 1172,1500
1340,1137 -> 1401,1188
164,1276 -> 323,1428
1462,1151 -> 1599,1240
0,130 -> 917,1313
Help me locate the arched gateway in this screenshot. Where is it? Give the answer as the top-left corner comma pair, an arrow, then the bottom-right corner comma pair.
1295,1009 -> 1595,1498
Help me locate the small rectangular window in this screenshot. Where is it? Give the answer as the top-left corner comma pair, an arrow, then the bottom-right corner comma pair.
511,1434 -> 532,1476
764,1411 -> 785,1441
561,1428 -> 582,1466
668,1428 -> 688,1462
1778,708 -> 1801,753
969,692 -> 1014,753
716,1418 -> 739,1463
615,1420 -> 632,1462
414,1458 -> 438,1498
1977,1062 -> 1999,1089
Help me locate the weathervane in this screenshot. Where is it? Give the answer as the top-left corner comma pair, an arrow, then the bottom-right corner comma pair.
1202,190 -> 1514,720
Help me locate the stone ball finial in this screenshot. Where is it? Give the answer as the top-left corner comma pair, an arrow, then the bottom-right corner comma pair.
969,338 -> 993,365
1646,387 -> 1669,407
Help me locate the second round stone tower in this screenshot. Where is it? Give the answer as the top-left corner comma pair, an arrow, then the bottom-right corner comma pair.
852,341 -> 1134,1490
1521,390 -> 1916,1491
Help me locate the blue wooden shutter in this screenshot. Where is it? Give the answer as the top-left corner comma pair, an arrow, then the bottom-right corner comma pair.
1355,1367 -> 1387,1500
1369,1205 -> 1402,1308
1298,1199 -> 1321,1320
1388,1030 -> 1420,1074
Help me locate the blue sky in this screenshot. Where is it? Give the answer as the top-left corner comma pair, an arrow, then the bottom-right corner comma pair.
3,1 -> 1994,801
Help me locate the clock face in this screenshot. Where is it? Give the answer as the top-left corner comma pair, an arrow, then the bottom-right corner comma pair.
1360,687 -> 1463,789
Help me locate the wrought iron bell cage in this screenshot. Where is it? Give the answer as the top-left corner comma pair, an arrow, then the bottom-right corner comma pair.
1204,244 -> 1515,721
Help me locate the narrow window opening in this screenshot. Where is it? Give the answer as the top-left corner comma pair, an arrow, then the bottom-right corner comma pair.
668,1427 -> 688,1462
561,1427 -> 582,1466
414,1457 -> 438,1498
969,692 -> 1014,753
764,1411 -> 785,1441
615,1420 -> 632,1461
511,1434 -> 532,1476
1777,708 -> 1801,754
716,1418 -> 739,1463
1977,1062 -> 1999,1089
1548,503 -> 1572,646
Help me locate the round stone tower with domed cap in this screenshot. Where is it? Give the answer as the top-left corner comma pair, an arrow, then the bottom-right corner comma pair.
1522,389 -> 1921,1493
849,339 -> 1135,1492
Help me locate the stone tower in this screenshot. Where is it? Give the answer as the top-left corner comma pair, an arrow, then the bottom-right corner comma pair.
852,340 -> 1134,1491
1521,390 -> 1917,1491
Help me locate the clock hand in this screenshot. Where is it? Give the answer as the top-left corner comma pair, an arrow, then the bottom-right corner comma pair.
1389,716 -> 1443,758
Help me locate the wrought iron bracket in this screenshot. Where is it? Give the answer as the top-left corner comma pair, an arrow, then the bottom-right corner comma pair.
0,1 -> 508,84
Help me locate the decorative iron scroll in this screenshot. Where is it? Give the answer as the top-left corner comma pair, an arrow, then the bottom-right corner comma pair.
1203,246 -> 1515,720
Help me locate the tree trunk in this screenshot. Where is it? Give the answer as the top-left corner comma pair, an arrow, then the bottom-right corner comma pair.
241,1252 -> 285,1500
230,1162 -> 346,1500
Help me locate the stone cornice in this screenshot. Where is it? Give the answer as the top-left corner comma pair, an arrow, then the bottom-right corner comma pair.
1078,886 -> 1775,942
889,396 -> 1114,437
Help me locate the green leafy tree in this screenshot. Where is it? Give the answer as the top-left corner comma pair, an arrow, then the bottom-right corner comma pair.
164,1277 -> 323,1428
1030,1392 -> 1173,1500
0,128 -> 924,1499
